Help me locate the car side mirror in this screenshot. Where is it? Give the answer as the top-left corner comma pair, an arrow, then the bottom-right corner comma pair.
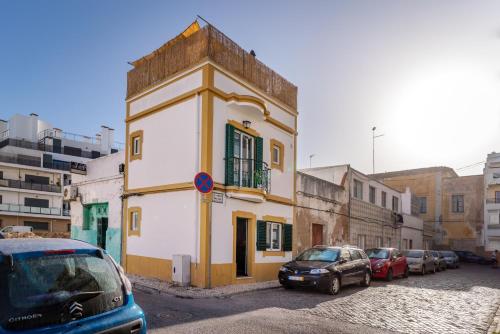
339,258 -> 347,264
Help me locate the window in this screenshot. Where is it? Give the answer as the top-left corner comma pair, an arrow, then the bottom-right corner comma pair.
25,174 -> 50,185
381,191 -> 387,208
24,221 -> 49,231
375,236 -> 383,247
270,139 -> 284,171
369,186 -> 376,204
392,196 -> 399,212
353,179 -> 363,199
357,234 -> 366,249
129,130 -> 143,161
409,239 -> 413,249
451,195 -> 464,213
417,197 -> 427,214
0,171 -> 3,179
386,237 -> 392,247
349,249 -> 362,260
495,191 -> 500,204
340,249 -> 351,261
0,195 -> 2,204
24,198 -> 49,208
128,207 -> 141,237
403,239 -> 408,250
266,222 -> 282,251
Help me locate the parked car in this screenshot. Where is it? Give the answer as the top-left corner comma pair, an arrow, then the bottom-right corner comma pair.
454,250 -> 492,264
0,233 -> 4,239
0,238 -> 146,333
0,226 -> 33,234
278,245 -> 372,295
440,250 -> 460,269
431,250 -> 447,271
403,250 -> 436,275
365,248 -> 409,281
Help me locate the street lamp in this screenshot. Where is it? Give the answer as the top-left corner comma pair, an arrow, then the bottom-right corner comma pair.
372,127 -> 384,174
309,154 -> 315,168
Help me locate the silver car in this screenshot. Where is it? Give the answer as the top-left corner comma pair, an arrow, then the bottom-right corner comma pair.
403,250 -> 436,275
440,250 -> 460,269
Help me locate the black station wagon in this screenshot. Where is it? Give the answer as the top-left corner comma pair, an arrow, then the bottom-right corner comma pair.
278,245 -> 372,295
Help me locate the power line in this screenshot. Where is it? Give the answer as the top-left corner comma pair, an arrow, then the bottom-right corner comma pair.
456,161 -> 485,171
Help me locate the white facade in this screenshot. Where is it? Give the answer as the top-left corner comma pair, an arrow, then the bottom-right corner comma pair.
484,152 -> 500,252
401,188 -> 424,250
124,61 -> 297,288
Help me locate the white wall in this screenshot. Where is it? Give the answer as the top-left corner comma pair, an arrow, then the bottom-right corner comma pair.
401,214 -> 424,249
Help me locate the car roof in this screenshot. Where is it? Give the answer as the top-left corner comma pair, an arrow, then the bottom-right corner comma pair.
0,238 -> 98,256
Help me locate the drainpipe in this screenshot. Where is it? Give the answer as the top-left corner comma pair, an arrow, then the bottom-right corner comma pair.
347,165 -> 352,245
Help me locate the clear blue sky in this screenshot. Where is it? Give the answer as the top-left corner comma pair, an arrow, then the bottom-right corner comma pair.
1,1 -> 499,175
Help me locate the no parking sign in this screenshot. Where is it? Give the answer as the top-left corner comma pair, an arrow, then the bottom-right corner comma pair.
194,172 -> 214,194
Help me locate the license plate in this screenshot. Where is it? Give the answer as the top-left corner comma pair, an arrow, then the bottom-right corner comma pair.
288,276 -> 304,281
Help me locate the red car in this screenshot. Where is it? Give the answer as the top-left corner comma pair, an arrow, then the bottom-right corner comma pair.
365,248 -> 409,281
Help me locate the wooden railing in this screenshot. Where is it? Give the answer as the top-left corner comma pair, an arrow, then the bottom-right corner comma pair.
127,25 -> 298,110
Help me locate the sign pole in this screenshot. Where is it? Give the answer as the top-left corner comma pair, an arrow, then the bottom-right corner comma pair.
207,197 -> 212,289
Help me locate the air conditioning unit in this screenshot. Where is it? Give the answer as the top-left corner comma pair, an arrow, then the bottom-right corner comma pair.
172,254 -> 191,287
63,185 -> 78,201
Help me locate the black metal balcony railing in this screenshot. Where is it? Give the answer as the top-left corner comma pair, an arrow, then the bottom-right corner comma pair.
486,198 -> 500,204
0,203 -> 67,216
0,152 -> 41,168
0,178 -> 61,193
228,157 -> 271,193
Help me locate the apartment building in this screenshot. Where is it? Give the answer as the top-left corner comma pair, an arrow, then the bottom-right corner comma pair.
123,22 -> 297,288
67,152 -> 124,263
372,167 -> 458,248
0,113 -> 117,234
301,165 -> 403,249
484,152 -> 500,252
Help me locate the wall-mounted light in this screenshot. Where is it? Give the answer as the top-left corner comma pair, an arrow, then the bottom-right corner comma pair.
242,120 -> 251,129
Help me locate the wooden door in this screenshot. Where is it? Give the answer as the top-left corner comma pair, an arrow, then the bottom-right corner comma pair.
312,223 -> 323,246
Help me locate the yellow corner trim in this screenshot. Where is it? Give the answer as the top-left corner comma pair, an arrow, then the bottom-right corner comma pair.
270,138 -> 284,172
263,251 -> 285,257
126,182 -> 194,195
228,120 -> 261,138
262,215 -> 287,224
128,206 -> 141,237
129,130 -> 143,161
265,116 -> 296,135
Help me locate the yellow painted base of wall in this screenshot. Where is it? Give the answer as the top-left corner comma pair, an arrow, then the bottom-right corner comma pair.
126,254 -> 285,288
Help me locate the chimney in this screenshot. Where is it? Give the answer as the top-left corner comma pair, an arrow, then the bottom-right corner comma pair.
100,125 -> 115,154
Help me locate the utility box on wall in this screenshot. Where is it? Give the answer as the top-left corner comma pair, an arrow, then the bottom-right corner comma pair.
172,254 -> 191,286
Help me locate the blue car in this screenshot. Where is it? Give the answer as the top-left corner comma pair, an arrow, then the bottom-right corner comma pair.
0,238 -> 146,333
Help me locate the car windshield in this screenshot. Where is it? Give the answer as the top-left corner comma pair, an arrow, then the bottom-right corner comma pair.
296,248 -> 340,262
365,248 -> 390,259
0,252 -> 124,330
441,251 -> 455,257
431,251 -> 439,257
403,250 -> 424,258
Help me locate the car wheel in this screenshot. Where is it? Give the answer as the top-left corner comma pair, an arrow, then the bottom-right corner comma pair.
328,275 -> 340,295
361,271 -> 371,287
403,266 -> 409,278
386,268 -> 393,282
421,265 -> 426,275
282,283 -> 294,290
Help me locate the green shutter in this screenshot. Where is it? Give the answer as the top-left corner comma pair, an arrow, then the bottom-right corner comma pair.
254,136 -> 263,187
256,220 -> 268,251
283,224 -> 293,251
83,206 -> 90,230
225,124 -> 235,186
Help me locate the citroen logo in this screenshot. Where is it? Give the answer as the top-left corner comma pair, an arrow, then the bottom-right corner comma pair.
69,301 -> 83,320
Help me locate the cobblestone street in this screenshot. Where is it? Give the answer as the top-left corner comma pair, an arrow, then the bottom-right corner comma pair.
135,264 -> 500,334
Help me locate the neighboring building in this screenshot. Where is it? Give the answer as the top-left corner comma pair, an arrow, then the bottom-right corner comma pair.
441,175 -> 483,252
123,22 -> 297,288
484,152 -> 500,252
295,172 -> 348,254
401,187 -> 424,249
68,152 -> 124,263
301,165 -> 403,250
0,113 -> 117,235
372,167 -> 458,248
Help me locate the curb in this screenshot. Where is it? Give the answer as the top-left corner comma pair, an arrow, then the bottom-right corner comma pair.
131,280 -> 281,299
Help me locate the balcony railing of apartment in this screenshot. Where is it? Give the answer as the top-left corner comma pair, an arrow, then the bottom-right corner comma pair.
38,128 -> 101,145
0,138 -> 96,159
227,158 -> 271,193
0,152 -> 41,168
0,179 -> 61,193
0,203 -> 67,216
486,198 -> 500,204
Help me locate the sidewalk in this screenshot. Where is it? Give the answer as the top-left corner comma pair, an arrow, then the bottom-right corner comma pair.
128,274 -> 281,299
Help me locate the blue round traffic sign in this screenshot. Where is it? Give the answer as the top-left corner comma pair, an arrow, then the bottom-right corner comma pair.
194,172 -> 214,194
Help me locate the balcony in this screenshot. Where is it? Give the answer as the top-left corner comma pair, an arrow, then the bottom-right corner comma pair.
0,203 -> 68,217
487,224 -> 500,237
486,198 -> 500,209
0,152 -> 41,168
227,157 -> 270,192
0,178 -> 61,193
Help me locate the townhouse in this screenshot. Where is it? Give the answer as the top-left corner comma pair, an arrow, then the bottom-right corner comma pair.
484,152 -> 500,253
122,22 -> 297,288
0,113 -> 117,234
300,165 -> 404,249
